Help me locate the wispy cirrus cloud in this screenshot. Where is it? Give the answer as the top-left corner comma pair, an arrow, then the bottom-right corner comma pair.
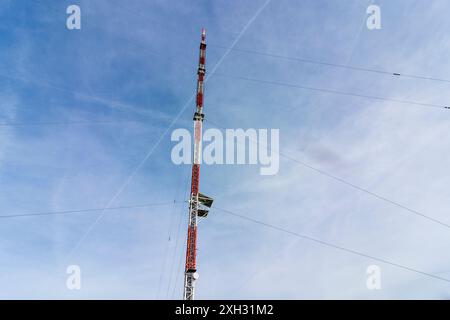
1,0 -> 450,299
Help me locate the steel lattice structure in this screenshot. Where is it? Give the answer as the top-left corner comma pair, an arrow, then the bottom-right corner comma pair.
183,28 -> 213,300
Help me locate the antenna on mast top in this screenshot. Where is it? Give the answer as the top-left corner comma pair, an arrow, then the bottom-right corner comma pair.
201,28 -> 206,40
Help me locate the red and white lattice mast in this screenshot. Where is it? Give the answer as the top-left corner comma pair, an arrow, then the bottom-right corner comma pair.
183,28 -> 213,300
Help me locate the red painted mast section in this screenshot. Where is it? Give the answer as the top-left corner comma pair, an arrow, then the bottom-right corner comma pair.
183,28 -> 206,300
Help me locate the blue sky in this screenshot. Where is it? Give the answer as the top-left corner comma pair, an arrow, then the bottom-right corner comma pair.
1,0 -> 450,299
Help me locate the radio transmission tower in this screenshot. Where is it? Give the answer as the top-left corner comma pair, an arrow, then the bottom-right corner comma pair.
183,28 -> 214,300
